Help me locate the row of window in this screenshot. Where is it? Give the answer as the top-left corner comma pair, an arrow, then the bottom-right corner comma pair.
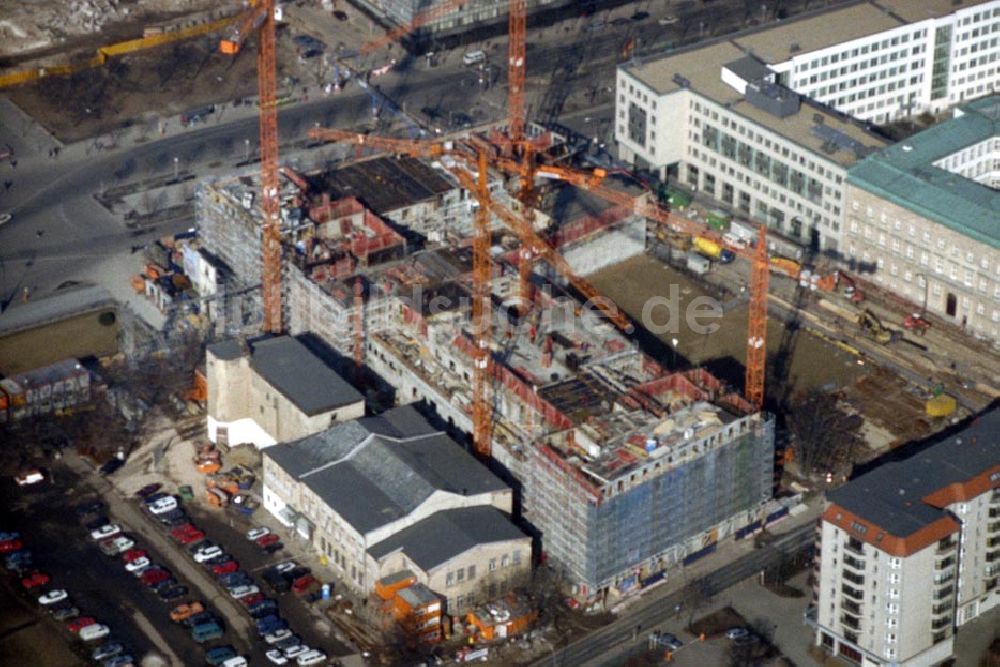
444,550 -> 522,587
795,29 -> 927,75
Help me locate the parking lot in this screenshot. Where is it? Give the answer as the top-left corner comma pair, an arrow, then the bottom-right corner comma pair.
0,450 -> 353,666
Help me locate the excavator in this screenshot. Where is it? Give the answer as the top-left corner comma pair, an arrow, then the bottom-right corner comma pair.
857,308 -> 898,344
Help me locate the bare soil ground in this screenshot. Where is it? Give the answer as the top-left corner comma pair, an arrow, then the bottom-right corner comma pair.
839,366 -> 935,448
6,35 -> 299,143
589,254 -> 866,399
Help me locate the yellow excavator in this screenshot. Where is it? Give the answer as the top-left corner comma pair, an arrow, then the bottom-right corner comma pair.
858,309 -> 899,344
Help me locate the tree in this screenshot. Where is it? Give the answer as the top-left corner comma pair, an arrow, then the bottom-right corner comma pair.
784,388 -> 862,478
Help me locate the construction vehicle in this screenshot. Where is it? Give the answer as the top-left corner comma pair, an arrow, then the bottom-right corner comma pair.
769,257 -> 801,280
903,313 -> 931,335
206,487 -> 230,508
194,443 -> 221,474
838,271 -> 865,303
692,236 -> 735,264
858,309 -> 898,344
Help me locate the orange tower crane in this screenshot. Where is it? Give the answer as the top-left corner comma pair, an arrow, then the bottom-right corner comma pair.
470,149 -> 493,457
220,0 -> 282,334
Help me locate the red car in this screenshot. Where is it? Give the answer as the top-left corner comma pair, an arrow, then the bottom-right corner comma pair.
212,561 -> 239,575
141,568 -> 171,586
238,592 -> 265,608
255,533 -> 280,548
66,616 -> 97,633
170,524 -> 197,538
21,571 -> 50,589
122,548 -> 147,563
178,530 -> 205,545
0,538 -> 23,553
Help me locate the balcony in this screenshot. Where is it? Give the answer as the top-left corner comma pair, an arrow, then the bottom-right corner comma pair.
989,507 -> 1000,518
933,630 -> 948,644
933,585 -> 954,600
840,615 -> 861,630
841,584 -> 864,601
988,551 -> 1000,564
843,554 -> 865,571
936,538 -> 958,554
988,521 -> 1000,533
933,570 -> 955,585
936,555 -> 956,569
843,569 -> 865,586
845,539 -> 865,556
842,599 -> 862,616
931,616 -> 951,631
932,601 -> 952,616
989,490 -> 1000,505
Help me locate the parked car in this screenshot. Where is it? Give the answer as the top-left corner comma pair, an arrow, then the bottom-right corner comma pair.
75,500 -> 104,516
264,628 -> 294,645
188,539 -> 216,555
265,649 -> 289,665
191,621 -> 224,643
0,538 -> 24,553
141,569 -> 171,587
100,536 -> 135,555
256,533 -> 280,548
238,593 -> 266,608
90,524 -> 121,541
134,483 -> 162,498
296,650 -> 327,666
80,623 -> 111,641
274,562 -> 297,574
38,589 -> 68,605
66,616 -> 97,632
98,459 -> 123,476
158,584 -> 188,601
255,615 -> 286,635
230,585 -> 260,600
157,509 -> 187,526
218,572 -> 252,588
263,541 -> 284,554
205,645 -> 237,666
213,560 -> 239,575
51,605 -> 80,621
182,611 -> 215,628
725,628 -> 750,641
103,655 -> 135,667
282,644 -> 309,659
121,549 -> 147,563
221,658 -> 248,667
148,497 -> 178,515
125,557 -> 151,574
92,642 -> 125,661
5,551 -> 32,571
177,529 -> 205,545
246,527 -> 270,541
21,571 -> 50,589
273,636 -> 301,651
152,578 -> 179,594
193,546 -> 224,563
248,599 -> 278,617
169,601 -> 204,622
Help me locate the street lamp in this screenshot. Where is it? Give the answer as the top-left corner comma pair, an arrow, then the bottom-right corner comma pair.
173,156 -> 179,182
244,138 -> 251,163
671,338 -> 679,368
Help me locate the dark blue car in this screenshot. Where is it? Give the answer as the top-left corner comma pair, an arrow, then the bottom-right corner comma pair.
255,615 -> 287,635
249,600 -> 278,619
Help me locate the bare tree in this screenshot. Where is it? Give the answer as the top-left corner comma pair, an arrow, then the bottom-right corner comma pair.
785,388 -> 862,478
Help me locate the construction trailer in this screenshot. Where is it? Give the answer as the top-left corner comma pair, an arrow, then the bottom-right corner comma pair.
195,152 -> 778,606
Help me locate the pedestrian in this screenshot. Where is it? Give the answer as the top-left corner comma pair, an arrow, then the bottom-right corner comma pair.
10,159 -> 16,169
3,179 -> 10,191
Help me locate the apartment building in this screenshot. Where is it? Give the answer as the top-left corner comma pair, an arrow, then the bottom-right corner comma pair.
810,408 -> 1000,666
617,44 -> 886,252
261,404 -> 526,611
843,96 -> 1000,344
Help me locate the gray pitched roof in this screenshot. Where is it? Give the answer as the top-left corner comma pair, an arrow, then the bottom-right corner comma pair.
247,336 -> 363,416
263,405 -> 508,535
828,407 -> 1000,539
368,506 -> 528,572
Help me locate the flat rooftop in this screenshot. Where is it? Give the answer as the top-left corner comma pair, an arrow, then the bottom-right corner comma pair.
622,41 -> 887,167
0,283 -> 116,337
848,96 -> 1000,249
307,155 -> 454,216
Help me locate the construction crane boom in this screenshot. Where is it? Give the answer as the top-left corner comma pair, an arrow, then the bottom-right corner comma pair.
507,0 -> 527,144
220,0 -> 283,333
470,150 -> 493,457
307,128 -> 447,159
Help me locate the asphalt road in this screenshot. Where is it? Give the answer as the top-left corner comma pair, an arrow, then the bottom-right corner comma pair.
536,524 -> 815,667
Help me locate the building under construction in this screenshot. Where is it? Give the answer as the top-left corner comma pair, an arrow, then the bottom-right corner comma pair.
196,152 -> 778,602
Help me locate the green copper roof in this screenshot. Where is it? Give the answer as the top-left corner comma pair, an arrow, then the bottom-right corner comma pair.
847,96 -> 1000,250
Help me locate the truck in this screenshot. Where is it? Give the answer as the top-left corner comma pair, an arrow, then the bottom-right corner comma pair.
692,236 -> 735,263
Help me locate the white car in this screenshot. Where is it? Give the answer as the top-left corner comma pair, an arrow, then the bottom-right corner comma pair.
221,658 -> 248,667
0,213 -> 10,226
296,650 -> 327,666
246,527 -> 270,541
193,546 -> 223,563
109,536 -> 135,554
125,556 -> 150,573
229,584 -> 260,600
283,645 -> 309,659
148,497 -> 178,515
264,628 -> 293,645
274,562 -> 296,574
38,589 -> 68,605
90,524 -> 121,541
266,649 -> 289,665
79,624 -> 111,642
